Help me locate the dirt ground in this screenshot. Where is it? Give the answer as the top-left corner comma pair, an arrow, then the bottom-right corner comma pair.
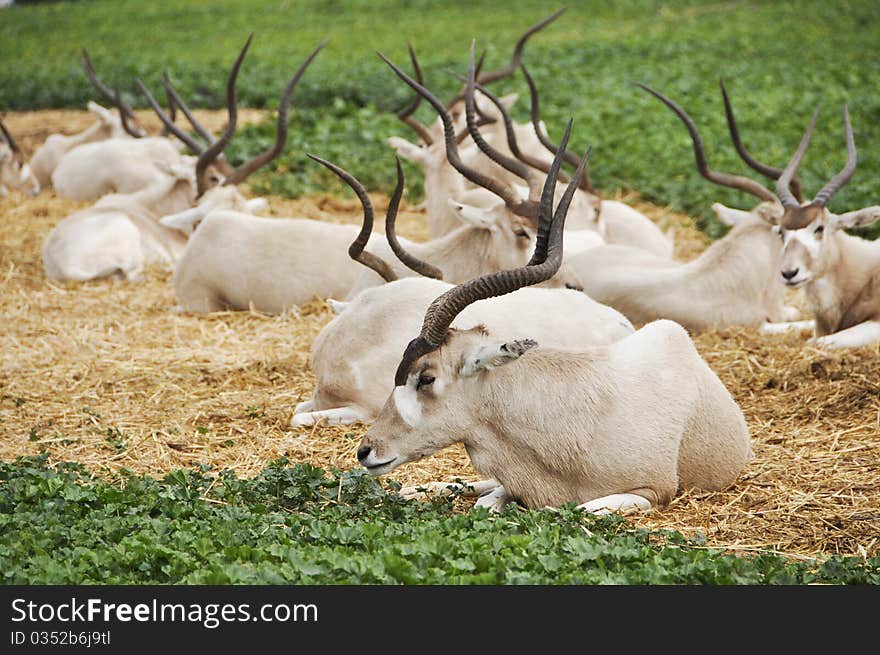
1,111 -> 878,561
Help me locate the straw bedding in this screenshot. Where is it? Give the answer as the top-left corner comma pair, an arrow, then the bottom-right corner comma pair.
1,111 -> 877,561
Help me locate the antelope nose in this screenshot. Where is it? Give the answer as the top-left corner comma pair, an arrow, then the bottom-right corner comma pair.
356,446 -> 371,462
781,268 -> 799,281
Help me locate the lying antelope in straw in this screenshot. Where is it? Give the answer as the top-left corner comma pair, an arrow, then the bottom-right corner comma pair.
388,44 -> 672,259
293,128 -> 633,427
379,46 -> 608,258
28,51 -> 165,189
0,117 -> 40,197
42,37 -> 297,282
565,81 -> 821,332
753,107 -> 880,349
52,51 -> 229,201
389,11 -> 564,236
356,130 -> 750,514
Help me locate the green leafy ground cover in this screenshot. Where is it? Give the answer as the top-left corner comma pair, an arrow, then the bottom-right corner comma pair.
2,456 -> 878,584
2,0 -> 878,235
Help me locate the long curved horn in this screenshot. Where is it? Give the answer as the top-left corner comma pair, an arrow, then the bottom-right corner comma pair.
522,64 -> 593,192
775,106 -> 820,208
396,44 -> 435,146
635,82 -> 778,203
81,48 -> 138,122
719,79 -> 802,202
464,43 -> 544,204
0,115 -> 23,159
113,87 -> 146,138
223,42 -> 324,186
394,131 -> 586,386
471,79 -> 569,182
307,154 -> 398,283
813,105 -> 857,207
161,73 -> 216,145
385,158 -> 443,279
195,34 -> 253,196
159,84 -> 177,138
378,51 -> 533,216
446,8 -> 566,107
137,77 -> 206,154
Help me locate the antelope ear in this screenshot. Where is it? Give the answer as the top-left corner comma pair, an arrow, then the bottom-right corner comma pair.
87,101 -> 114,123
160,206 -> 207,235
387,137 -> 426,164
461,339 -> 538,377
155,160 -> 194,182
711,202 -> 753,226
831,206 -> 880,229
498,92 -> 519,109
245,197 -> 268,215
448,198 -> 498,230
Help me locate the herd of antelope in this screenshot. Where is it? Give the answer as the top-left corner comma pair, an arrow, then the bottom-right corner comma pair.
2,9 -> 878,515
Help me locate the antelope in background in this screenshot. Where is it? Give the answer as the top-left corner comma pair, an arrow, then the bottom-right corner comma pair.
565,81 -> 824,332
42,36 -> 303,282
27,51 -> 159,189
0,117 -> 40,197
756,106 -> 880,348
356,131 -> 750,514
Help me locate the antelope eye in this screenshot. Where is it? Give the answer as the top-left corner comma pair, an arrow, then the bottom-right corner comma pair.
416,374 -> 435,390
514,228 -> 529,239
814,225 -> 824,234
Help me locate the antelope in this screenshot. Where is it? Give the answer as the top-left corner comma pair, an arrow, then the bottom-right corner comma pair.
379,47 -> 606,255
42,37 -> 299,282
754,107 -> 880,349
51,52 -> 230,201
28,51 -> 154,188
355,136 -> 750,515
564,81 -> 821,332
28,102 -> 129,188
387,45 -> 672,260
0,117 -> 40,197
293,130 -> 634,427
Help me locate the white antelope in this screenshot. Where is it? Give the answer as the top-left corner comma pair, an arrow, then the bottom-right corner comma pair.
755,106 -> 880,349
28,51 -> 152,188
294,139 -> 632,427
565,81 -> 823,332
51,51 -> 233,201
355,147 -> 750,514
0,117 -> 40,197
383,45 -> 672,259
42,37 -> 301,282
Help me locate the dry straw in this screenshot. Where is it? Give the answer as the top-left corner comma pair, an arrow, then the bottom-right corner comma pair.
1,112 -> 877,560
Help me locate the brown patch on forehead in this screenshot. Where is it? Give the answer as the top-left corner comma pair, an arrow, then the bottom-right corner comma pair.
779,203 -> 824,230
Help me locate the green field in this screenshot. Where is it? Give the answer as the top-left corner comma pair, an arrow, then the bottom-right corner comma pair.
3,456 -> 878,584
2,0 -> 878,235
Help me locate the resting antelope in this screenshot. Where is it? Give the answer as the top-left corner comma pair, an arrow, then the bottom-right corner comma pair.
387,45 -> 671,259
0,117 -> 40,197
565,81 -> 825,332
356,135 -> 750,514
28,51 -> 156,188
754,107 -> 880,349
42,37 -> 297,282
51,52 -> 229,201
293,129 -> 634,427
